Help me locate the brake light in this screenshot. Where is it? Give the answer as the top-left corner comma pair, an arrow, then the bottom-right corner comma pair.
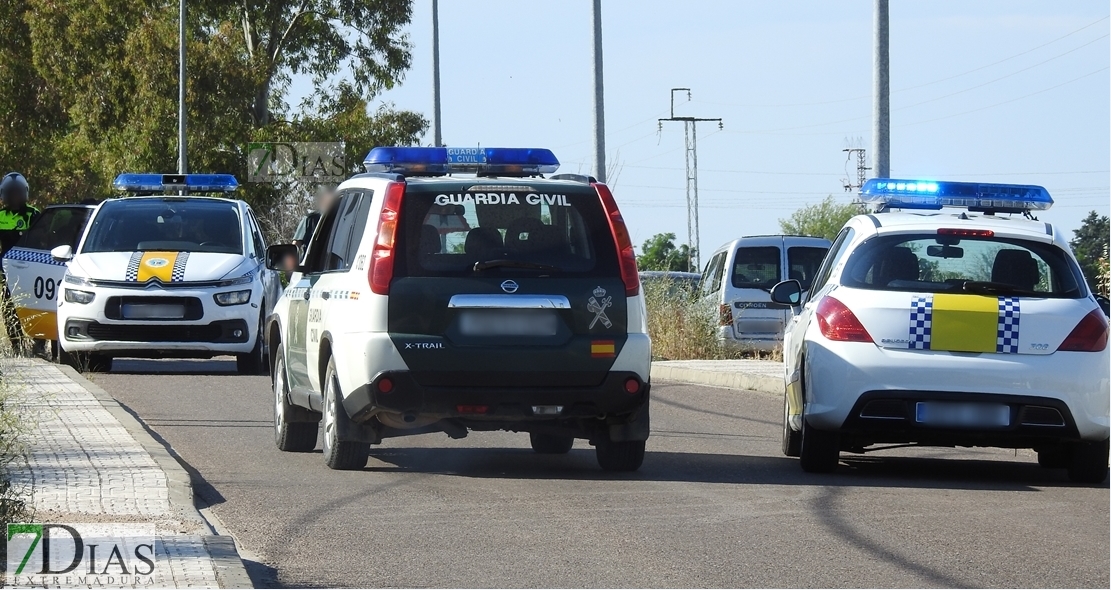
938,228 -> 994,237
1058,310 -> 1108,352
593,183 -> 640,296
815,296 -> 873,342
369,181 -> 406,295
719,303 -> 734,326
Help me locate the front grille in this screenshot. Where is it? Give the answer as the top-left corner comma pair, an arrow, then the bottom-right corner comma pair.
104,296 -> 204,321
86,322 -> 223,342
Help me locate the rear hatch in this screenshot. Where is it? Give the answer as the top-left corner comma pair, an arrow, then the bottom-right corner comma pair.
835,230 -> 1092,355
388,180 -> 627,387
727,243 -> 785,341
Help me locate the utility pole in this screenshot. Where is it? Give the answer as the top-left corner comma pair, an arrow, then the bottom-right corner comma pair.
872,0 -> 890,178
842,148 -> 869,192
431,0 -> 442,147
658,88 -> 722,272
178,0 -> 187,174
591,0 -> 606,182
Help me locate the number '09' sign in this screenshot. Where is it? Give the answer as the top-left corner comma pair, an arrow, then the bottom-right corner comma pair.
34,276 -> 56,300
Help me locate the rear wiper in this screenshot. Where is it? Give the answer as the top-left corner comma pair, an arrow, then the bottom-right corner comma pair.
960,281 -> 1039,297
473,259 -> 560,272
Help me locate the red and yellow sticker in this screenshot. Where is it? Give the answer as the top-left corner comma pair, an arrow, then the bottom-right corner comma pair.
591,340 -> 615,358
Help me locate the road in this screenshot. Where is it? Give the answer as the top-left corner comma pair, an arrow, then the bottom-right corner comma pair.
92,358 -> 1109,589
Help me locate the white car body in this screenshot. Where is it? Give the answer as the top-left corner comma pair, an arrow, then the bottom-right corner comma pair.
56,196 -> 281,364
779,205 -> 1109,479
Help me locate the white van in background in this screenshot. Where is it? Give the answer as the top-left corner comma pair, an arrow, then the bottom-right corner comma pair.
699,235 -> 831,350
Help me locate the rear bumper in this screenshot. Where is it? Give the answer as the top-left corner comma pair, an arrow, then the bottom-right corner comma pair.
717,326 -> 781,352
342,370 -> 649,424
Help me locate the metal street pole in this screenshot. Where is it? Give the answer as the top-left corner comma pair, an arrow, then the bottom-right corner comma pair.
591,0 -> 606,182
872,0 -> 889,178
431,0 -> 442,147
178,0 -> 187,174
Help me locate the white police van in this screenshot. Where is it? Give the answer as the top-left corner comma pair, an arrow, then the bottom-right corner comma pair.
55,174 -> 281,373
772,179 -> 1109,483
265,147 -> 652,471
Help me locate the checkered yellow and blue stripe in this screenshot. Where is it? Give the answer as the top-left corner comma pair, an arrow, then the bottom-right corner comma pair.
3,247 -> 66,267
997,297 -> 1020,354
908,294 -> 932,349
907,293 -> 1021,354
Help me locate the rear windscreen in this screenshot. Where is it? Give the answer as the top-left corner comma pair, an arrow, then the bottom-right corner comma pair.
787,246 -> 828,291
841,234 -> 1086,298
394,187 -> 619,277
731,246 -> 781,290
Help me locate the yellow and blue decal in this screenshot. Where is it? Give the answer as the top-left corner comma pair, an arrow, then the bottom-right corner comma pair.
908,293 -> 1020,354
125,252 -> 189,282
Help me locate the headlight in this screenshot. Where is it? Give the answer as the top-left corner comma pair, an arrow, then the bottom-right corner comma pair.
64,289 -> 95,304
216,274 -> 253,287
63,274 -> 92,286
214,289 -> 252,306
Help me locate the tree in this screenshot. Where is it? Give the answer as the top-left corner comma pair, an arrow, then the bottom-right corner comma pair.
1070,211 -> 1110,294
778,196 -> 859,241
637,233 -> 695,272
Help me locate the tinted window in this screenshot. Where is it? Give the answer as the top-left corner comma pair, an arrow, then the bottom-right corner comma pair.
841,234 -> 1085,298
731,246 -> 781,290
787,246 -> 829,291
18,207 -> 91,251
395,188 -> 616,278
319,190 -> 372,272
701,252 -> 726,296
83,199 -> 242,254
246,209 -> 266,258
808,227 -> 854,300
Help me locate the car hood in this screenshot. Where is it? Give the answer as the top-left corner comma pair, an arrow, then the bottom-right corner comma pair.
70,251 -> 248,283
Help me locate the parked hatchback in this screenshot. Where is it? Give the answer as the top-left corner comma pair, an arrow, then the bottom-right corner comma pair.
699,235 -> 831,350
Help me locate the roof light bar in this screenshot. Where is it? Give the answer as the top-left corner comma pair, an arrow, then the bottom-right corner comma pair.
113,173 -> 239,193
860,179 -> 1052,213
363,147 -> 560,177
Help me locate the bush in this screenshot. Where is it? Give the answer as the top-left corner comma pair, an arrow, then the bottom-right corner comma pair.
644,278 -> 735,360
0,374 -> 32,567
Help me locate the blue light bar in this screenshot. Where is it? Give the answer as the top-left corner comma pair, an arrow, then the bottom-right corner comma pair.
113,173 -> 239,193
860,179 -> 1053,213
363,147 -> 560,176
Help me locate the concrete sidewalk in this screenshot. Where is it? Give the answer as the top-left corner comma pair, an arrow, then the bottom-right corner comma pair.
2,358 -> 253,589
651,359 -> 784,394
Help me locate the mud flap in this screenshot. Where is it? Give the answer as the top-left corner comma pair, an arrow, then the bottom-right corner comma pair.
608,392 -> 650,442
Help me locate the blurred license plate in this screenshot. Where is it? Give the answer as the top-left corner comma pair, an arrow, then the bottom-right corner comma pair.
915,402 -> 1010,428
458,310 -> 558,336
122,304 -> 185,319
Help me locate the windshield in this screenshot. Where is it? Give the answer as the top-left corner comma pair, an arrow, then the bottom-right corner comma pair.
394,187 -> 618,277
82,199 -> 242,254
731,246 -> 781,290
841,233 -> 1086,298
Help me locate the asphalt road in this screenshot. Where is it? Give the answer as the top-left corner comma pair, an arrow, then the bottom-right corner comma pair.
93,359 -> 1109,589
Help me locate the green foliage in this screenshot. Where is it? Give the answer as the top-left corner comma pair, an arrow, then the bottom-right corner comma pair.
1069,211 -> 1109,295
1,0 -> 427,218
778,196 -> 859,241
637,232 -> 695,272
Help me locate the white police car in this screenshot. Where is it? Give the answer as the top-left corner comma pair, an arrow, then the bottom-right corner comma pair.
265,147 -> 652,471
55,174 -> 280,373
772,179 -> 1109,483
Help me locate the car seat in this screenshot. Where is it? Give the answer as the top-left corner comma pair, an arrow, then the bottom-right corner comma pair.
464,227 -> 503,259
419,224 -> 441,255
991,249 -> 1040,291
874,247 -> 919,286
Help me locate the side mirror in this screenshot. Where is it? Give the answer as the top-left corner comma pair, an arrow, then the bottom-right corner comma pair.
51,245 -> 73,262
770,279 -> 803,306
266,244 -> 301,272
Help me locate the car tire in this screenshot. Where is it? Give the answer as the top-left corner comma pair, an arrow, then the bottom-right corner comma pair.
1036,445 -> 1071,469
799,417 -> 840,473
782,393 -> 801,458
530,433 -> 574,454
1067,438 -> 1109,484
236,313 -> 266,375
272,348 -> 318,452
321,357 -> 369,470
595,438 -> 645,472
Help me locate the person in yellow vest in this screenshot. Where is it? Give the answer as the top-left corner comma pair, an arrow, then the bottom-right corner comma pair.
0,172 -> 40,351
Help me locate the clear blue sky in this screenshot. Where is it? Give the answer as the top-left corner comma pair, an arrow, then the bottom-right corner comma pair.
291,0 -> 1110,261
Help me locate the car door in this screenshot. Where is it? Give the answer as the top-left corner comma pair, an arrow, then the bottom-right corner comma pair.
2,206 -> 93,339
245,208 -> 280,317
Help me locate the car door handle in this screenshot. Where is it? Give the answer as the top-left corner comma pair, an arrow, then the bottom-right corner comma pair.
321,291 -> 330,300
303,290 -> 311,300
7,261 -> 27,269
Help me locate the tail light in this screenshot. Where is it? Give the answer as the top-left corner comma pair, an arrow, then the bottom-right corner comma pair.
815,296 -> 873,342
1058,309 -> 1108,352
368,181 -> 406,295
593,183 -> 640,296
719,303 -> 734,326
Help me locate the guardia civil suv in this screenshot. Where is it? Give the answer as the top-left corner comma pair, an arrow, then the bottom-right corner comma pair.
265,147 -> 651,471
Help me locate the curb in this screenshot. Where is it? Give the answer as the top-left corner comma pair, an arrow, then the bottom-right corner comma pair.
650,362 -> 783,395
56,362 -> 255,589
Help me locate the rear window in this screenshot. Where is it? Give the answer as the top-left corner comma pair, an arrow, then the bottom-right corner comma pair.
731,246 -> 780,290
841,233 -> 1086,298
787,246 -> 828,291
394,187 -> 619,277
82,199 -> 242,254
18,207 -> 92,251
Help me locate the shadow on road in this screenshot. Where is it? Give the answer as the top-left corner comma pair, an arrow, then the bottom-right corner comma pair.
108,358 -> 245,376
